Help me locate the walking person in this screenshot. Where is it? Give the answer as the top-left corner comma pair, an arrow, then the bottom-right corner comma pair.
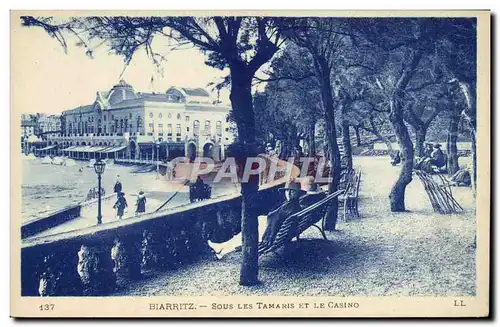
113,192 -> 128,220
113,174 -> 123,198
135,191 -> 147,215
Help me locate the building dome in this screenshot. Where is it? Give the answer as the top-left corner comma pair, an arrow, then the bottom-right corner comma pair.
107,80 -> 138,105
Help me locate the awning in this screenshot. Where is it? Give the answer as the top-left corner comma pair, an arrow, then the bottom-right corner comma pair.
62,146 -> 78,152
100,145 -> 127,153
78,146 -> 93,153
36,144 -> 58,151
87,146 -> 108,152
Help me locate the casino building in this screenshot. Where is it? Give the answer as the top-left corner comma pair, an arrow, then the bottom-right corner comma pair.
46,80 -> 235,162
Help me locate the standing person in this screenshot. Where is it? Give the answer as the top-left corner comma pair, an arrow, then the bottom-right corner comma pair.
135,191 -> 147,215
113,192 -> 128,220
113,174 -> 123,198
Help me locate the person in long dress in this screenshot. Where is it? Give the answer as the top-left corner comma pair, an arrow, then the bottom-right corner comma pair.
113,192 -> 128,220
135,191 -> 147,215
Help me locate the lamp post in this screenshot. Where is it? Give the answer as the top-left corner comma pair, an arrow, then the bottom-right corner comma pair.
93,158 -> 106,225
155,140 -> 160,179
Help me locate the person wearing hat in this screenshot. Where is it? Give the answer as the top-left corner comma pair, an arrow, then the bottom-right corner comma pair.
113,174 -> 123,199
261,180 -> 305,246
430,143 -> 445,168
207,180 -> 305,260
135,191 -> 147,215
113,191 -> 128,220
423,142 -> 433,158
299,177 -> 326,209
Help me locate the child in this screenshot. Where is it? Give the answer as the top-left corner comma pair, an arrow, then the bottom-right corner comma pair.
113,192 -> 128,220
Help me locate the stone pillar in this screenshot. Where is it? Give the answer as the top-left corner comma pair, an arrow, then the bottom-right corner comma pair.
77,244 -> 116,296
112,238 -> 142,280
47,247 -> 83,296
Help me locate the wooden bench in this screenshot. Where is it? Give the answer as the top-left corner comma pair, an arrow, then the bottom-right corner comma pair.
258,189 -> 344,255
338,169 -> 362,222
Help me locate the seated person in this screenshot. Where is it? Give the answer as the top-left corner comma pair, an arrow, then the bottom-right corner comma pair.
299,177 -> 327,226
430,143 -> 446,168
423,142 -> 433,158
450,168 -> 472,187
207,180 -> 305,260
300,177 -> 326,209
390,150 -> 401,166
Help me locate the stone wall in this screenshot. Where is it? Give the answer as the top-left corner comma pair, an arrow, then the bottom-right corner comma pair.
20,182 -> 285,296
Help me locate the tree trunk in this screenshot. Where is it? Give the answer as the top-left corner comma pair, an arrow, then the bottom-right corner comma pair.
316,65 -> 341,230
471,130 -> 477,196
229,64 -> 259,286
456,80 -> 477,193
388,99 -> 414,212
354,126 -> 361,146
341,119 -> 353,170
414,126 -> 427,158
447,113 -> 460,175
308,121 -> 316,157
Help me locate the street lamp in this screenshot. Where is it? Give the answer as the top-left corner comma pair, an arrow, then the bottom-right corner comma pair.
93,158 -> 106,225
155,140 -> 160,179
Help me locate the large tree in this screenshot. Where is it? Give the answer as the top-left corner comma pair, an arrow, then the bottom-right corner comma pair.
22,15 -> 288,286
286,18 -> 355,229
353,18 -> 448,211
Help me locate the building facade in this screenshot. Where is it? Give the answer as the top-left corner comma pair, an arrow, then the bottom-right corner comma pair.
47,80 -> 234,161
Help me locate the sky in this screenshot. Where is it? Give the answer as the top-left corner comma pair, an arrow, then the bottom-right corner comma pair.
11,17 -> 232,115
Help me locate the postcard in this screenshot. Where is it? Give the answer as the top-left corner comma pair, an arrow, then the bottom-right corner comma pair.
10,10 -> 490,318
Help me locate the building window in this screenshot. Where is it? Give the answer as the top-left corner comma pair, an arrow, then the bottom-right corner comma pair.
129,113 -> 132,119
104,115 -> 107,121
159,124 -> 163,133
205,120 -> 211,135
167,124 -> 172,136
177,113 -> 181,120
193,120 -> 199,136
186,116 -> 190,122
216,121 -> 222,136
176,124 -> 181,136
186,126 -> 190,132
111,115 -> 114,120
159,113 -> 163,119
149,123 -> 154,134
168,113 -> 172,119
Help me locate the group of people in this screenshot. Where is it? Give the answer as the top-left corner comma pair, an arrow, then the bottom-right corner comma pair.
112,175 -> 147,220
207,176 -> 326,259
415,143 -> 446,173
